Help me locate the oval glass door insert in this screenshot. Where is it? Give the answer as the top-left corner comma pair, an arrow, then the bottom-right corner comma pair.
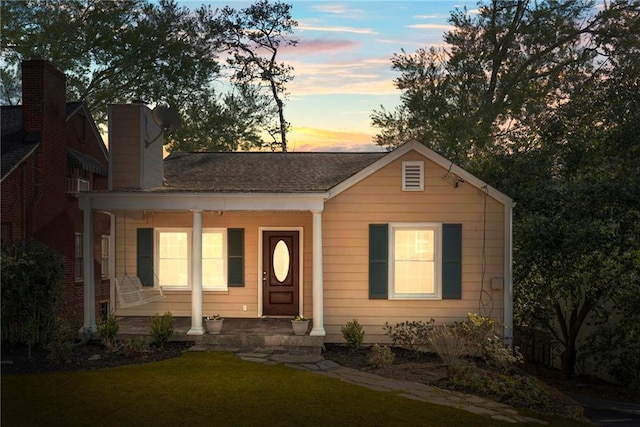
273,239 -> 290,282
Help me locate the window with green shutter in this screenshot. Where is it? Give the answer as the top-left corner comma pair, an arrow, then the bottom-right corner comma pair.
227,228 -> 244,287
136,228 -> 154,287
369,224 -> 389,299
368,223 -> 462,300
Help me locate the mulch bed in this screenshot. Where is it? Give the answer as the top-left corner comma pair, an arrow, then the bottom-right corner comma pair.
1,341 -> 193,375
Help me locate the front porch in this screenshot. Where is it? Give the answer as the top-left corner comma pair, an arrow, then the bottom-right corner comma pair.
116,317 -> 325,354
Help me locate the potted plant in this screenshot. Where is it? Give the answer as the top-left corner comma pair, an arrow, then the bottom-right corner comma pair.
291,315 -> 310,336
204,314 -> 224,334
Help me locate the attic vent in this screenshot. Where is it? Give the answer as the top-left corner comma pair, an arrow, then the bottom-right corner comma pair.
402,161 -> 424,191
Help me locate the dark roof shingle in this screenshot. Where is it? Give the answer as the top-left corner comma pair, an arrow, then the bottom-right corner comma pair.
1,106 -> 40,179
163,151 -> 386,193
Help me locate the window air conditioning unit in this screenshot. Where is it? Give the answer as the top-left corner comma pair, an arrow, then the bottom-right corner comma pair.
66,178 -> 91,195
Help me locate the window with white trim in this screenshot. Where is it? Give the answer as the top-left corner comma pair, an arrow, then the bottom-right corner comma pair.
157,229 -> 190,288
74,233 -> 83,282
389,223 -> 442,299
402,161 -> 424,191
101,235 -> 110,279
202,228 -> 227,290
155,228 -> 228,290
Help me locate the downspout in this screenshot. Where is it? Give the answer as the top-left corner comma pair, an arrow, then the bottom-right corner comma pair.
503,202 -> 515,346
109,212 -> 116,312
81,195 -> 96,333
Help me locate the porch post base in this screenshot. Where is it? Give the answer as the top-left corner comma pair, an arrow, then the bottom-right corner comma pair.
187,327 -> 205,335
310,327 -> 326,337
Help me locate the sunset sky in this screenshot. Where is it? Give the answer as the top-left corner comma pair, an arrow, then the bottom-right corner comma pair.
188,1 -> 479,151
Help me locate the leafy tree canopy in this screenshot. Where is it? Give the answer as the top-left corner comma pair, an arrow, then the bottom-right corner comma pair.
0,0 -> 298,152
373,0 -> 640,378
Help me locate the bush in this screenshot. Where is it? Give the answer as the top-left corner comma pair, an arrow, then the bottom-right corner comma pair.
452,313 -> 497,357
449,369 -> 551,410
383,319 -> 435,354
1,241 -> 64,349
97,312 -> 120,352
428,325 -> 469,370
484,335 -> 523,372
46,318 -> 78,365
368,344 -> 395,368
121,337 -> 152,358
150,312 -> 174,348
341,318 -> 364,351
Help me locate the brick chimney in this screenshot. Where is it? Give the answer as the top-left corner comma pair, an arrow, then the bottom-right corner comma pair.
20,58 -> 68,230
21,58 -> 67,135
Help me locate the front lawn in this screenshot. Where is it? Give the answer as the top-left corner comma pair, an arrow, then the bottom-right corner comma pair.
2,352 -> 585,426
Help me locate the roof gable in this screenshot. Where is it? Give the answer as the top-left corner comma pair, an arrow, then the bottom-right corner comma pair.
327,140 -> 513,206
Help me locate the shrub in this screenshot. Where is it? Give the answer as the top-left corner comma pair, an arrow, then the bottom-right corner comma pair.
368,344 -> 395,368
428,325 -> 469,370
121,337 -> 152,358
1,241 -> 64,349
46,318 -> 78,365
383,319 -> 435,354
97,311 -> 120,352
484,335 -> 524,372
341,318 -> 364,350
449,369 -> 551,410
150,312 -> 174,348
452,313 -> 497,357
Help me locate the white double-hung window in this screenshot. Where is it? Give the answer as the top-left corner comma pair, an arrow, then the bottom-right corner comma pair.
157,229 -> 190,288
155,228 -> 227,290
202,228 -> 226,290
389,223 -> 442,299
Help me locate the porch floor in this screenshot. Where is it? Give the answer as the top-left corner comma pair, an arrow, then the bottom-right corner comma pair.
115,317 -> 324,354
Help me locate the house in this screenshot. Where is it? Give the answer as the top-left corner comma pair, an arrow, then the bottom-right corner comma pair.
1,59 -> 111,325
78,103 -> 513,344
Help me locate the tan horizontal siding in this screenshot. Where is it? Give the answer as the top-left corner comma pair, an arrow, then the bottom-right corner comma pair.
322,151 -> 506,344
115,211 -> 313,318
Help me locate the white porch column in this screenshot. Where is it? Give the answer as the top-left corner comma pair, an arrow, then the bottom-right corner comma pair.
310,210 -> 326,336
82,197 -> 96,333
188,209 -> 205,335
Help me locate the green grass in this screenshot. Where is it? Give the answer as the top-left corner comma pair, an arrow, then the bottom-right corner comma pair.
2,352 -> 587,426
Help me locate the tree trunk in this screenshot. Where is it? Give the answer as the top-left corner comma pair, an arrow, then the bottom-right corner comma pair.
560,334 -> 577,379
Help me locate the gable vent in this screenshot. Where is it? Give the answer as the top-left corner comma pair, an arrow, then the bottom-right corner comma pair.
402,161 -> 424,191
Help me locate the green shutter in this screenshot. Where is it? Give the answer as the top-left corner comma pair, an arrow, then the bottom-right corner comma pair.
136,228 -> 154,287
227,228 -> 244,287
442,224 -> 462,299
369,224 -> 388,299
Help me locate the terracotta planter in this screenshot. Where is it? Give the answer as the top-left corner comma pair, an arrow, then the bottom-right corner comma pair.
291,320 -> 310,336
205,319 -> 224,334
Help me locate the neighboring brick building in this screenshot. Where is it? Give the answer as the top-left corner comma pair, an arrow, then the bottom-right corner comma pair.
1,58 -> 111,326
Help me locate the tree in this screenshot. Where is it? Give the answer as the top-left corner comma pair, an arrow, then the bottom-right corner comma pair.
1,0 -> 299,152
0,0 -> 218,124
166,85 -> 273,152
371,0 -> 603,163
202,0 -> 298,151
373,0 -> 640,377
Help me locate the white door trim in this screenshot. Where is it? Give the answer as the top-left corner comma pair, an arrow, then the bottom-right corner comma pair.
258,227 -> 304,317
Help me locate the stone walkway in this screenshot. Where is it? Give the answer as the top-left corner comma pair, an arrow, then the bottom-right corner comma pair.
189,345 -> 549,425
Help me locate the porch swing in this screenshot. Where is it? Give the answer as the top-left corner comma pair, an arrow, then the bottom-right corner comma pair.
115,211 -> 166,309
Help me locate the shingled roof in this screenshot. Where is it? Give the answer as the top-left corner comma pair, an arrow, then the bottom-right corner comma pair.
163,151 -> 387,193
1,105 -> 40,179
